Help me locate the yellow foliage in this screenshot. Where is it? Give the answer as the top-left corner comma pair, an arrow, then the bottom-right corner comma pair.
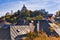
5,15 -> 10,18
49,27 -> 54,32
27,17 -> 33,20
23,31 -> 60,40
14,17 -> 16,19
11,18 -> 14,20
35,15 -> 43,20
2,18 -> 5,20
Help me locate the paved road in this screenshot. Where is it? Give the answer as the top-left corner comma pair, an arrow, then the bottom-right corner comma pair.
49,23 -> 60,36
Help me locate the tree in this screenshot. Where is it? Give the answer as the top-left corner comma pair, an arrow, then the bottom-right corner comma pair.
35,15 -> 43,20
56,11 -> 60,17
5,12 -> 10,18
21,10 -> 30,18
25,10 -> 30,17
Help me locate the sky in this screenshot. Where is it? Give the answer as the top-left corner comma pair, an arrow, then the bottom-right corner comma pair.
0,0 -> 60,17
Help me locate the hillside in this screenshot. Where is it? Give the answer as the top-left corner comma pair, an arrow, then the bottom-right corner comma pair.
0,5 -> 48,24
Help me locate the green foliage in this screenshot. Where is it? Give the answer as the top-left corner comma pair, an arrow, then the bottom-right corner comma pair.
21,10 -> 30,18
27,17 -> 33,20
0,5 -> 48,23
10,17 -> 17,24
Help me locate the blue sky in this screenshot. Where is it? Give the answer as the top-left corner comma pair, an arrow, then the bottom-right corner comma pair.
0,0 -> 60,17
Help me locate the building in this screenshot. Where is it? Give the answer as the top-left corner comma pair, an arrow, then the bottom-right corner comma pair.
21,4 -> 27,12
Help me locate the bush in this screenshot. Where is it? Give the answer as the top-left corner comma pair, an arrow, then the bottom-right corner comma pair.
26,32 -> 39,40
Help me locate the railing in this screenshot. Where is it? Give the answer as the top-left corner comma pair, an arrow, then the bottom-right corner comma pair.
49,23 -> 60,36
10,25 -> 30,40
10,22 -> 41,40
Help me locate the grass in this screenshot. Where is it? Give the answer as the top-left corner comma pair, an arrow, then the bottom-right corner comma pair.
57,24 -> 60,26
22,31 -> 60,40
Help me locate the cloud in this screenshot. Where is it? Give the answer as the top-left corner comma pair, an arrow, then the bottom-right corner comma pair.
0,0 -> 60,17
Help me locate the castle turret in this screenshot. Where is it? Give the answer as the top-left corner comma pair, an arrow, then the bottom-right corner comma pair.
11,10 -> 13,15
21,4 -> 27,12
